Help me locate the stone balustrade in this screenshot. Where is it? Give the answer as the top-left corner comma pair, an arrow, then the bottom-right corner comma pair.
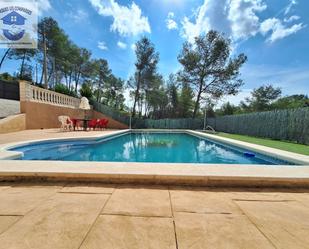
19,81 -> 80,109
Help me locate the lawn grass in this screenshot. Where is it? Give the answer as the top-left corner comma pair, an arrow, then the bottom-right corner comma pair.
215,132 -> 309,156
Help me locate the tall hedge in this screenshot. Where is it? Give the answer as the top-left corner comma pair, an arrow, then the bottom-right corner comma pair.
93,101 -> 308,145
207,107 -> 309,144
144,118 -> 203,129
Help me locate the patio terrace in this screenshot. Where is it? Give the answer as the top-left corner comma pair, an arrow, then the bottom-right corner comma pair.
0,129 -> 308,248
0,183 -> 308,248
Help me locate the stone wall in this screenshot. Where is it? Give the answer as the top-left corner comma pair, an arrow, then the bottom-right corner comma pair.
19,81 -> 128,130
0,114 -> 26,134
21,101 -> 128,130
0,98 -> 20,118
20,101 -> 84,129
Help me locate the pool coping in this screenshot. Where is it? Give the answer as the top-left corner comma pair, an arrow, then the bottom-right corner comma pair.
0,129 -> 308,187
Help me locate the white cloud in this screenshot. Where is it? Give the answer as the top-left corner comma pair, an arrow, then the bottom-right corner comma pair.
181,0 -> 266,43
66,9 -> 89,23
284,15 -> 300,23
260,18 -> 305,43
89,0 -> 150,36
131,43 -> 136,51
38,0 -> 51,11
166,12 -> 178,30
284,0 -> 297,15
180,0 -> 305,44
30,0 -> 51,16
181,1 -> 210,43
97,41 -> 108,50
117,41 -> 127,49
227,0 -> 266,40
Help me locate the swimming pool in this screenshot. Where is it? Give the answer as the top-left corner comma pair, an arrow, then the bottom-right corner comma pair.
10,131 -> 294,165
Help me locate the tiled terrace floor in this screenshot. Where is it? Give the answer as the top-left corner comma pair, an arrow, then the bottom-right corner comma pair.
0,183 -> 308,249
0,129 -> 118,145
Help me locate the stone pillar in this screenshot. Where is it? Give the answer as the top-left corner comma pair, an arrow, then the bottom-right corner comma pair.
19,80 -> 31,114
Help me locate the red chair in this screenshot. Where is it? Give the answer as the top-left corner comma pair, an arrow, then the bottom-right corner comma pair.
103,119 -> 109,129
88,119 -> 98,130
70,118 -> 81,131
98,119 -> 109,129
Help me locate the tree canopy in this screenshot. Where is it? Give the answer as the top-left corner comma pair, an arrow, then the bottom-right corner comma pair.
0,18 -> 306,119
178,30 -> 247,118
241,84 -> 282,112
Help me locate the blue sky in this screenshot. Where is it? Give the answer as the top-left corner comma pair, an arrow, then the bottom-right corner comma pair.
1,0 -> 309,105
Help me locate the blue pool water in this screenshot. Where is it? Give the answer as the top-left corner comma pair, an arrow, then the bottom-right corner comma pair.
10,132 -> 293,165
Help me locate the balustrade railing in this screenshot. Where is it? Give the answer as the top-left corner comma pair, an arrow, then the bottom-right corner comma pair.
19,81 -> 80,108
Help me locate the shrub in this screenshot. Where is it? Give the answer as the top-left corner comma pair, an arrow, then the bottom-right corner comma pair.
79,83 -> 93,99
54,84 -> 77,97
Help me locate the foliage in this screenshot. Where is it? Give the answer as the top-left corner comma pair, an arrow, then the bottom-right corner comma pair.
178,31 -> 247,118
101,74 -> 125,110
0,72 -> 16,81
178,82 -> 195,118
8,49 -> 36,79
241,84 -> 282,112
216,102 -> 240,116
166,74 -> 179,118
0,17 -> 126,112
271,94 -> 309,109
129,37 -> 159,117
3,16 -> 306,121
54,84 -> 77,97
17,64 -> 33,81
206,106 -> 216,118
220,102 -> 235,115
79,82 -> 93,99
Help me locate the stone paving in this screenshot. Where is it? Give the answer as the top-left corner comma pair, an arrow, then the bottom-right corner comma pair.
0,129 -> 118,145
0,183 -> 308,249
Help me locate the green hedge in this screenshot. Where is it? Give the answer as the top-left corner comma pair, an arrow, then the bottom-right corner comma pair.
144,118 -> 203,129
207,107 -> 309,145
92,101 -> 309,144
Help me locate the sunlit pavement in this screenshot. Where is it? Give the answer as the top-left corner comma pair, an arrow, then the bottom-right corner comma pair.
0,128 -> 119,145
0,183 -> 308,248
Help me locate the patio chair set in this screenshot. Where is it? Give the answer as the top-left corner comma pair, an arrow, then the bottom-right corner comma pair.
58,115 -> 109,131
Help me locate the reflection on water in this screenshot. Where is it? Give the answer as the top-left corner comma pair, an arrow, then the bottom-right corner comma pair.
16,133 -> 284,165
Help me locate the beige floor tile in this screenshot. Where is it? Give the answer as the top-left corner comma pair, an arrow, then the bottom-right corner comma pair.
0,216 -> 21,235
174,212 -> 274,249
223,188 -> 295,201
0,185 -> 11,191
0,186 -> 60,215
0,129 -> 119,145
284,192 -> 309,208
237,200 -> 309,249
60,183 -> 115,194
103,187 -> 172,217
0,193 -> 109,249
80,215 -> 176,249
170,188 -> 242,214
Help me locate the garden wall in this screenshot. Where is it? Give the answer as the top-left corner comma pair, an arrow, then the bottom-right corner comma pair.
20,101 -> 128,130
0,80 -> 19,100
143,118 -> 203,129
207,107 -> 309,145
133,108 -> 309,145
19,81 -> 128,130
